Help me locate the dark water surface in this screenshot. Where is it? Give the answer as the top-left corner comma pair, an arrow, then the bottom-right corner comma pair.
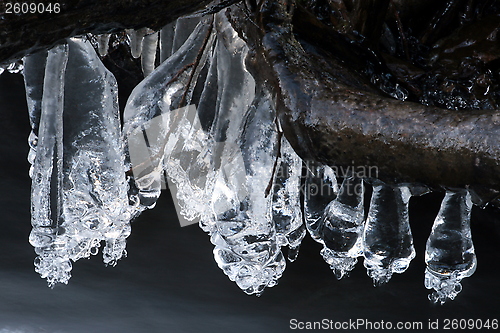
0,73 -> 498,332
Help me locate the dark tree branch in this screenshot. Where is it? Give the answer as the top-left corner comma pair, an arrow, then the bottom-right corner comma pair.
0,0 -> 215,64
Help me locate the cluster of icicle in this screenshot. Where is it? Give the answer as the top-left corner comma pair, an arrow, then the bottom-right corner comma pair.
16,9 -> 477,303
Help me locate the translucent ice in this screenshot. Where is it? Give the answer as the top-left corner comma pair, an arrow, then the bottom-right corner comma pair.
362,183 -> 415,286
304,165 -> 365,278
321,176 -> 365,279
126,28 -> 149,58
272,136 -> 305,262
28,38 -> 132,286
123,18 -> 215,211
141,31 -> 158,76
304,163 -> 337,242
205,14 -> 285,295
424,189 -> 476,304
23,49 -> 47,179
96,34 -> 111,57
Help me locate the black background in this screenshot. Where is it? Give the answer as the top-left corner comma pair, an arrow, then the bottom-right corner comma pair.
0,72 -> 499,332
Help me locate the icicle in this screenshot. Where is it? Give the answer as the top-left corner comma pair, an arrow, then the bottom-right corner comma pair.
304,164 -> 365,278
321,176 -> 365,279
96,34 -> 111,57
123,18 -> 215,211
272,136 -> 305,262
304,162 -> 337,242
424,189 -> 476,304
0,60 -> 24,74
29,43 -> 71,287
62,38 -> 132,266
28,38 -> 132,286
126,28 -> 149,58
141,31 -> 158,77
208,14 -> 285,295
23,50 -> 47,179
362,183 -> 415,286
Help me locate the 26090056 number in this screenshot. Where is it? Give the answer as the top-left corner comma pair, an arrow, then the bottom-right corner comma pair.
5,3 -> 61,14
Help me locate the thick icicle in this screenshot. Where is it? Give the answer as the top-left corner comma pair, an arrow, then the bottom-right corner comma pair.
141,32 -> 158,77
321,176 -> 365,279
304,164 -> 365,278
23,49 -> 47,179
123,18 -> 215,211
208,14 -> 285,295
362,183 -> 415,286
172,17 -> 202,55
424,189 -> 476,304
28,38 -> 132,286
272,136 -> 305,262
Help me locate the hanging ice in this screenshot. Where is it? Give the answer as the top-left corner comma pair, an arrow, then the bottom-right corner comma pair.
304,165 -> 365,278
141,31 -> 158,76
362,183 -> 415,286
272,136 -> 305,262
304,163 -> 337,242
321,176 -> 365,279
27,38 -> 133,286
424,189 -> 477,304
123,17 -> 215,212
96,34 -> 111,57
23,49 -> 47,179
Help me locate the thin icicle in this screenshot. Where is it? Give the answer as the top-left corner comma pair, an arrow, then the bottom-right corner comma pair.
29,43 -> 71,287
126,28 -> 149,58
96,34 -> 111,57
362,183 -> 415,286
272,135 -> 305,262
425,189 -> 476,304
141,32 -> 159,76
160,22 -> 176,63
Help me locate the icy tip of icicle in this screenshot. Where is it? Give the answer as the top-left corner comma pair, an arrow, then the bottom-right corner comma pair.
34,255 -> 72,288
425,268 -> 468,304
321,248 -> 358,280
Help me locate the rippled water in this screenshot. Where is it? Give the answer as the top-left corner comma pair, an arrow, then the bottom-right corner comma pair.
0,73 -> 499,332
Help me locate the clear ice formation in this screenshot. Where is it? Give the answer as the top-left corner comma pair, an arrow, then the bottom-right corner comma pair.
25,38 -> 133,286
16,6 -> 484,300
96,34 -> 111,57
425,189 -> 477,304
141,31 -> 158,77
123,18 -> 215,212
126,28 -> 149,59
362,183 -> 415,286
304,166 -> 365,278
272,136 -> 305,262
